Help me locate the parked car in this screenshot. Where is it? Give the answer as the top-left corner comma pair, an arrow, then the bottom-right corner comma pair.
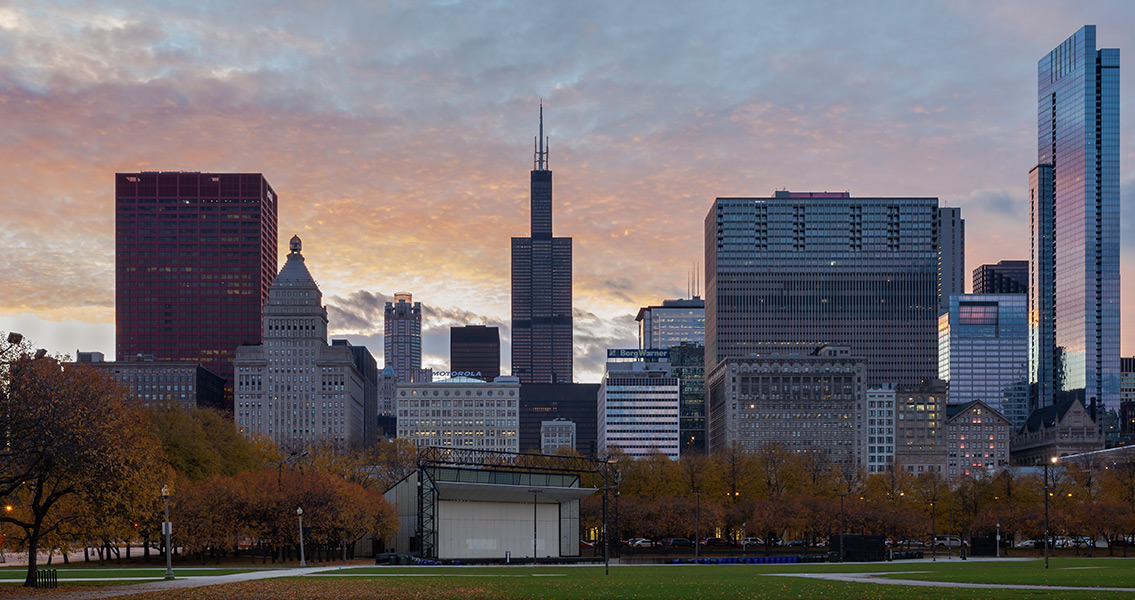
700,537 -> 731,547
660,537 -> 694,547
735,536 -> 764,547
933,535 -> 966,548
626,538 -> 653,548
1019,539 -> 1047,549
895,539 -> 926,548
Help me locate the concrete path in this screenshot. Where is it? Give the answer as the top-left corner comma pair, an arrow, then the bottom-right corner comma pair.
34,566 -> 343,600
770,570 -> 1135,593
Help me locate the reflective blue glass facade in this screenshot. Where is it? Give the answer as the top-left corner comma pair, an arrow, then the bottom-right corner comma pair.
939,294 -> 1029,427
1029,26 -> 1120,417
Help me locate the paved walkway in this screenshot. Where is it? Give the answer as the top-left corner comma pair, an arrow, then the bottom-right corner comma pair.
51,566 -> 344,599
770,570 -> 1135,593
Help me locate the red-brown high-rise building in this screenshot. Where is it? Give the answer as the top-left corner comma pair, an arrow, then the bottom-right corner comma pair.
115,172 -> 278,408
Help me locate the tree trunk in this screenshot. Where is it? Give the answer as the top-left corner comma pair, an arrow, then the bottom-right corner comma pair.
22,530 -> 40,587
84,544 -> 90,563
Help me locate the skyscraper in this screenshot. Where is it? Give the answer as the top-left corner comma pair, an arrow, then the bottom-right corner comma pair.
1029,26 -> 1120,417
939,294 -> 1029,427
384,292 -> 422,383
512,104 -> 573,383
449,325 -> 500,381
115,171 -> 278,408
705,191 -> 941,386
233,236 -> 366,450
938,207 -> 966,315
635,298 -> 705,350
973,260 -> 1029,295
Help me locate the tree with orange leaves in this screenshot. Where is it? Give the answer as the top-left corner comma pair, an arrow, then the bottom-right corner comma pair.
0,345 -> 167,587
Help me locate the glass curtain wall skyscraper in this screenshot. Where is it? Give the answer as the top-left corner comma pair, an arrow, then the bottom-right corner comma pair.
704,191 -> 941,386
115,172 -> 278,409
1029,26 -> 1120,417
512,104 -> 573,383
939,294 -> 1029,427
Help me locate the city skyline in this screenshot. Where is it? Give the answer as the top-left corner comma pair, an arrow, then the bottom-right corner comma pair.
1,2 -> 1133,383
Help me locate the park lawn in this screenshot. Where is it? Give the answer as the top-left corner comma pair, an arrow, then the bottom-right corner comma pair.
875,557 -> 1135,587
114,564 -> 1134,600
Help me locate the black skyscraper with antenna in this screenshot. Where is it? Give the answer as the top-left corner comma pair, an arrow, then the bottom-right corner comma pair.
512,103 -> 573,383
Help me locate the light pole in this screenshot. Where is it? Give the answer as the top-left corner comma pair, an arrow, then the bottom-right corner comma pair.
996,522 -> 1001,558
834,489 -> 848,563
161,484 -> 174,580
930,500 -> 936,562
297,507 -> 307,567
1044,456 -> 1056,569
694,489 -> 701,563
277,451 -> 308,489
528,489 -> 542,566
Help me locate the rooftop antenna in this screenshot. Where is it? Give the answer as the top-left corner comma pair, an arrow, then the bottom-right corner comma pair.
533,100 -> 549,171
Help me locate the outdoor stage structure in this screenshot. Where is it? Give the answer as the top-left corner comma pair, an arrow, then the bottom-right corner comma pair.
385,448 -> 611,561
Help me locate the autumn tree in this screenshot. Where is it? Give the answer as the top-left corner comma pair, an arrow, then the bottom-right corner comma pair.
0,354 -> 167,587
149,405 -> 274,480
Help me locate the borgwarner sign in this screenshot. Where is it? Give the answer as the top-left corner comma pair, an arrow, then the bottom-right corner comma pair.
606,349 -> 671,359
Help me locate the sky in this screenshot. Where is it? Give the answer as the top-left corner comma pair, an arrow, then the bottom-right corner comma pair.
0,0 -> 1132,383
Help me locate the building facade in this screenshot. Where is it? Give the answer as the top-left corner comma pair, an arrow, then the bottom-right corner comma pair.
1012,397 -> 1105,464
333,339 -> 379,447
705,191 -> 941,387
635,298 -> 705,350
938,294 -> 1029,427
945,401 -> 1012,480
233,236 -> 367,450
519,383 -> 600,456
1122,357 -> 1135,437
938,206 -> 966,315
894,380 -> 948,475
395,376 -> 520,452
450,325 -> 500,381
706,345 -> 864,469
115,171 -> 278,407
385,293 -> 422,383
598,353 -> 680,459
973,260 -> 1029,295
1029,26 -> 1121,417
541,419 -> 577,454
76,353 -> 224,411
512,105 -> 573,384
865,385 -> 896,474
669,342 -> 707,454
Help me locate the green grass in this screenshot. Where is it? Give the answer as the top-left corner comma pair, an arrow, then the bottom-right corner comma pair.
6,559 -> 1135,598
115,563 -> 1135,599
874,557 -> 1135,587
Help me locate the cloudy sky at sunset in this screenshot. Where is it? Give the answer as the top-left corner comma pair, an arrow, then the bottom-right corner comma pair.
1,0 -> 1132,382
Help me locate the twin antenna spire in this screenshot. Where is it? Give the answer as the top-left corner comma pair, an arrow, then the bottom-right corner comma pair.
533,100 -> 549,171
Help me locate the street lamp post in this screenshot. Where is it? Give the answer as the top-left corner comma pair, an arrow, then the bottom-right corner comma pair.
1044,456 -> 1056,569
694,489 -> 701,563
160,484 -> 174,580
297,507 -> 307,567
930,500 -> 936,562
835,489 -> 848,563
996,522 -> 1001,558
